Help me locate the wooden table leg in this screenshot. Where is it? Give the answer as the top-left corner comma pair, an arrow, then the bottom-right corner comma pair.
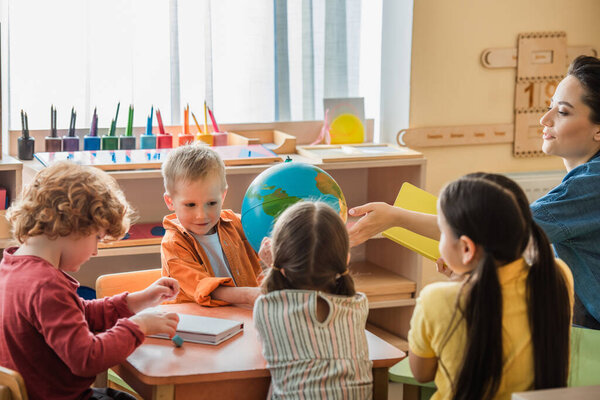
372,367 -> 389,400
152,384 -> 174,400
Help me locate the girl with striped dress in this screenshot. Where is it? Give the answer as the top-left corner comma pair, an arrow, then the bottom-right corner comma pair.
254,201 -> 373,399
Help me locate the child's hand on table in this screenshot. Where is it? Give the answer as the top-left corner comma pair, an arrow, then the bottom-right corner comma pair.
130,312 -> 179,337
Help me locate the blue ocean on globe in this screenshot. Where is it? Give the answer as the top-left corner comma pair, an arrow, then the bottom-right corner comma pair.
241,162 -> 347,252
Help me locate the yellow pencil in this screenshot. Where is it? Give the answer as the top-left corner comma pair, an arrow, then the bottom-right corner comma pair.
203,101 -> 209,135
191,112 -> 203,134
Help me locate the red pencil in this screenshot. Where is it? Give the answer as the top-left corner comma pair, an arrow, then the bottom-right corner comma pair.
156,108 -> 167,135
207,106 -> 220,133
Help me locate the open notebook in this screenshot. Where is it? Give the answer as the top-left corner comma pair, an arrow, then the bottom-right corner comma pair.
382,182 -> 441,261
150,313 -> 244,345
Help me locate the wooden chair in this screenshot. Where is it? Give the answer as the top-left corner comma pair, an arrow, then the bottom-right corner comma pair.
391,326 -> 600,399
388,357 -> 435,400
0,366 -> 28,400
95,268 -> 161,298
94,268 -> 162,395
569,326 -> 600,387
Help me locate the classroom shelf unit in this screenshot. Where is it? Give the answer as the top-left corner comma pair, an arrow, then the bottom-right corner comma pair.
11,120 -> 427,350
0,155 -> 23,251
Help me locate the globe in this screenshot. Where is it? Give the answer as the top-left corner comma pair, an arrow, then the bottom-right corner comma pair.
241,161 -> 348,252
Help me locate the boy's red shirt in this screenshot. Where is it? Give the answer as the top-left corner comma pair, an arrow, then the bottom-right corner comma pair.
0,247 -> 145,400
161,209 -> 262,306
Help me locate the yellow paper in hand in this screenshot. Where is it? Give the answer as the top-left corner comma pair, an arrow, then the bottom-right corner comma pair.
382,183 -> 440,261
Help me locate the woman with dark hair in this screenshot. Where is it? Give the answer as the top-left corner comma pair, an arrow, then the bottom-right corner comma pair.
408,174 -> 572,399
348,55 -> 600,329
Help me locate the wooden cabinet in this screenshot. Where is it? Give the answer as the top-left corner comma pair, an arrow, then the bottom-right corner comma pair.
0,154 -> 22,250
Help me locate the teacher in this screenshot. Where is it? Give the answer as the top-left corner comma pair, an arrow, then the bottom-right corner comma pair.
349,55 -> 600,329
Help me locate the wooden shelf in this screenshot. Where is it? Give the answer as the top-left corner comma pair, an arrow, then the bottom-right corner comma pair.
0,238 -> 17,250
96,245 -> 161,257
346,216 -> 384,240
352,261 -> 416,308
366,323 -> 409,352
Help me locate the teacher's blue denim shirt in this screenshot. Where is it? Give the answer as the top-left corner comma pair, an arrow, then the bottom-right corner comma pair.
531,151 -> 600,324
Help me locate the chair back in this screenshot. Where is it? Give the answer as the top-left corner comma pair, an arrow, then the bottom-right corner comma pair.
95,269 -> 161,298
0,366 -> 28,400
569,326 -> 600,387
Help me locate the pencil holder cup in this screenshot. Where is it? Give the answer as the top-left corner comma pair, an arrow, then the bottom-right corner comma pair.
62,136 -> 80,152
196,134 -> 213,146
212,132 -> 228,146
119,136 -> 137,150
157,134 -> 173,149
45,136 -> 62,152
101,136 -> 119,151
84,135 -> 101,151
17,136 -> 35,160
177,134 -> 195,147
140,134 -> 157,149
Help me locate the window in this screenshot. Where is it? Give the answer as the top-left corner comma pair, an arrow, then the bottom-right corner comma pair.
6,0 -> 382,139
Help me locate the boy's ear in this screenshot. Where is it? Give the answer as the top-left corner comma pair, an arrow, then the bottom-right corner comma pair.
459,234 -> 478,265
222,187 -> 228,201
163,192 -> 175,211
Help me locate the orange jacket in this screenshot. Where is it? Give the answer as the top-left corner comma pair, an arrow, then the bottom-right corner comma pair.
161,210 -> 262,306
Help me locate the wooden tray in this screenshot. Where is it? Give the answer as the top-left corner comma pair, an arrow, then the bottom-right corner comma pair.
33,145 -> 282,171
296,143 -> 422,163
227,130 -> 296,154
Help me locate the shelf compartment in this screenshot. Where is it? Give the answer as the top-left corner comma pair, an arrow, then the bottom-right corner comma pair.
366,323 -> 409,352
352,261 -> 416,308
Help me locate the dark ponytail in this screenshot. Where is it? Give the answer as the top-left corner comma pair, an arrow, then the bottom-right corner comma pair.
453,252 -> 504,400
445,173 -> 571,399
441,177 -> 527,400
527,222 -> 570,388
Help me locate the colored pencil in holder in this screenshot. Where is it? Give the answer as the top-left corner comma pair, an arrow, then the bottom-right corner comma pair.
62,107 -> 80,151
102,103 -> 120,150
178,104 -> 194,146
45,105 -> 62,152
156,108 -> 172,149
84,107 -> 101,151
140,106 -> 156,149
119,105 -> 136,150
18,110 -> 34,160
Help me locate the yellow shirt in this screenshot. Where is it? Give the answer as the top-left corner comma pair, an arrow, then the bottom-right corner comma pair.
408,258 -> 574,400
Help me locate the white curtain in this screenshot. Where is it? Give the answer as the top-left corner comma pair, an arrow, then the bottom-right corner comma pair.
8,0 -> 382,135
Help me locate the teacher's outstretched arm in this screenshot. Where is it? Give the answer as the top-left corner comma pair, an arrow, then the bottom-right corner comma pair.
348,202 -> 440,247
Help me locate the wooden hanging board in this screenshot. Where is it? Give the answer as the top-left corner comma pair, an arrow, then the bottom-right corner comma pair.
398,123 -> 513,148
296,143 -> 422,163
395,31 -> 596,156
513,31 -> 567,157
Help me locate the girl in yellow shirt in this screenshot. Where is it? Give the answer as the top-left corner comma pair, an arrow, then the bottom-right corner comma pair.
408,173 -> 573,400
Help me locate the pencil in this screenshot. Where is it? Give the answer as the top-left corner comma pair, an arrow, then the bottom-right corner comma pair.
191,112 -> 203,134
203,101 -> 209,134
156,108 -> 166,135
126,105 -> 134,136
184,104 -> 190,135
207,105 -> 220,133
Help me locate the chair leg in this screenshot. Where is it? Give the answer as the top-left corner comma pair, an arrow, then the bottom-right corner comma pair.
94,371 -> 108,388
403,383 -> 420,400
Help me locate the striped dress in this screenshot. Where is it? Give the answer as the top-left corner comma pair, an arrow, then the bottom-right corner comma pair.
253,290 -> 373,399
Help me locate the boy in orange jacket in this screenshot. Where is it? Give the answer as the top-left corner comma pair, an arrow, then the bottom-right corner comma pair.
161,144 -> 262,306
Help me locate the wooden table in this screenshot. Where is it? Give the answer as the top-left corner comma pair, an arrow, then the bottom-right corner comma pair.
113,303 -> 406,400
